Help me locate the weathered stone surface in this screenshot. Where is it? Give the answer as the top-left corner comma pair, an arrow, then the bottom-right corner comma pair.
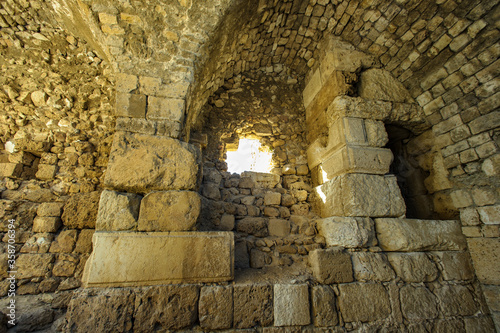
52,253 -> 79,277
312,285 -> 338,327
467,238 -> 500,284
315,174 -> 405,217
464,316 -> 497,333
274,284 -> 310,326
134,285 -> 198,331
268,218 -> 290,237
233,284 -> 273,328
237,217 -> 268,237
96,190 -> 141,231
375,218 -> 467,251
400,285 -> 438,320
434,251 -> 475,281
0,163 -> 23,178
387,253 -> 438,282
74,229 -> 94,254
351,252 -> 396,282
65,288 -> 135,333
199,285 -> 233,330
435,285 -> 478,316
115,93 -> 147,118
309,247 -> 353,284
264,192 -> 281,205
220,214 -> 235,231
35,164 -> 57,180
61,191 -> 101,229
83,231 -> 233,287
20,233 -> 53,253
147,96 -> 184,122
338,283 -> 391,322
104,132 -> 200,193
483,285 -> 500,312
316,217 -> 375,248
17,254 -> 54,279
33,216 -> 61,233
359,68 -> 414,103
137,191 -> 200,231
241,171 -> 280,188
320,145 -> 393,178
49,230 -> 78,253
37,202 -> 64,217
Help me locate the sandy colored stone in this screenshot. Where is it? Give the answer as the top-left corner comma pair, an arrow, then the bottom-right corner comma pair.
37,202 -> 64,217
338,283 -> 391,322
134,285 -> 199,331
236,217 -> 268,237
435,285 -> 478,316
274,284 -> 310,326
104,132 -> 200,193
375,218 -> 467,251
0,163 -> 23,178
137,191 -> 200,231
359,68 -> 414,103
220,214 -> 235,231
96,190 -> 141,231
17,254 -> 54,279
464,316 -> 497,333
315,174 -> 405,218
467,238 -> 500,285
387,253 -> 438,282
199,285 -> 233,330
52,254 -> 79,277
82,231 -> 234,287
20,233 -> 53,253
434,251 -> 475,281
400,285 -> 438,320
115,93 -> 146,118
240,171 -> 280,188
264,191 -> 281,205
316,216 -> 375,248
35,164 -> 57,180
483,285 -> 500,312
311,285 -> 338,327
268,218 -> 290,237
147,96 -> 185,122
233,284 -> 273,328
351,252 -> 396,282
33,217 -> 61,233
309,247 -> 353,284
61,191 -> 101,229
66,288 -> 135,333
74,229 -> 95,254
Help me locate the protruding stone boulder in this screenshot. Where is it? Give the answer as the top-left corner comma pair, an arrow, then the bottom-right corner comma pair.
104,132 -> 200,193
137,191 -> 201,231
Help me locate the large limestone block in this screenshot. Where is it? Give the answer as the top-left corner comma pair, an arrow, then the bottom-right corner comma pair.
327,96 -> 428,133
351,252 -> 396,282
309,247 -> 353,284
359,68 -> 414,103
61,191 -> 101,229
337,283 -> 391,323
134,285 -> 199,331
104,132 -> 200,193
434,285 -> 478,316
400,285 -> 438,320
375,218 -> 467,251
96,190 -> 141,231
311,285 -> 338,327
316,217 -> 375,248
433,251 -> 475,281
65,288 -> 135,333
199,285 -> 233,330
467,237 -> 500,284
82,231 -> 233,287
387,253 -> 438,282
274,284 -> 310,326
137,191 -> 201,231
314,174 -> 405,218
233,284 -> 273,328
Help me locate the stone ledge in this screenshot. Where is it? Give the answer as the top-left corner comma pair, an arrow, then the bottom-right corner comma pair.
82,231 -> 234,287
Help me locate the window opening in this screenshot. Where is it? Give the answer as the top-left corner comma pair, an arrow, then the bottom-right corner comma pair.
226,138 -> 273,174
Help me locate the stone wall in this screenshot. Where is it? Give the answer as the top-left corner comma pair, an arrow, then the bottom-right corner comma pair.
0,0 -> 115,299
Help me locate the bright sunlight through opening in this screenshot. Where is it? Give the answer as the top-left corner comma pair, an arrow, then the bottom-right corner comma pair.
226,138 -> 273,174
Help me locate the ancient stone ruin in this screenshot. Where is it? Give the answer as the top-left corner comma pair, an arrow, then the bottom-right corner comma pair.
0,0 -> 499,331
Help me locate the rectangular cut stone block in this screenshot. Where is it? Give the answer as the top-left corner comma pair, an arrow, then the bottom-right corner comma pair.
147,96 -> 185,123
316,217 -> 375,248
199,285 -> 233,330
233,284 -> 273,328
137,191 -> 201,231
82,231 -> 234,287
320,145 -> 393,178
338,283 -> 391,323
314,174 -> 405,218
240,171 -> 280,189
433,251 -> 474,281
467,237 -> 500,285
274,284 -> 310,326
309,248 -> 353,284
0,163 -> 23,178
116,93 -> 147,118
104,132 -> 200,193
312,285 -> 338,327
95,190 -> 141,231
375,218 -> 467,251
351,252 -> 396,282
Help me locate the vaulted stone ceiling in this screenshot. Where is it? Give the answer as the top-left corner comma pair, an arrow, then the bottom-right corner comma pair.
2,0 -> 498,135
